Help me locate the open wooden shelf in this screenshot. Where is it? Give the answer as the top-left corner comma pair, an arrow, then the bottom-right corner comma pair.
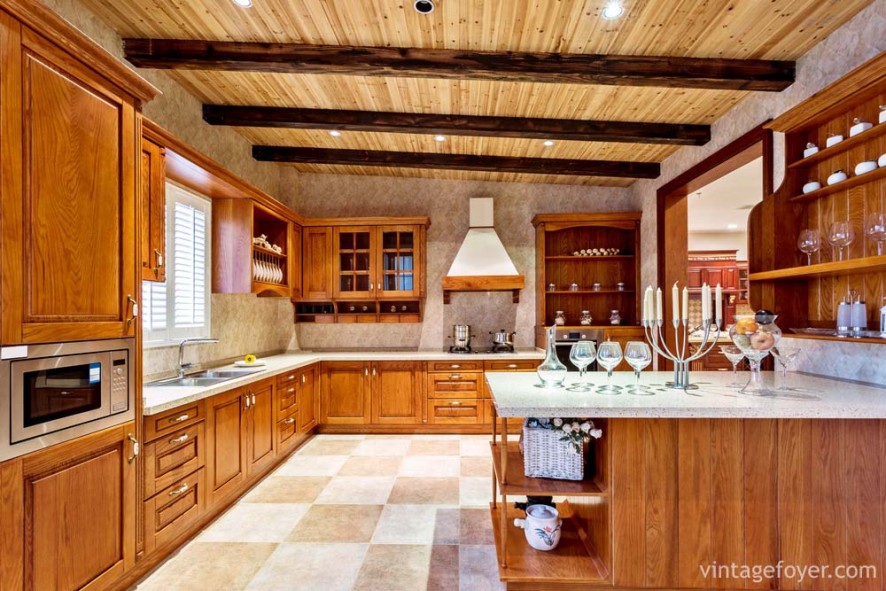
252,280 -> 289,297
748,254 -> 886,281
546,290 -> 635,295
545,255 -> 634,261
786,122 -> 886,169
252,244 -> 286,258
490,501 -> 609,585
491,443 -> 607,497
788,166 -> 886,203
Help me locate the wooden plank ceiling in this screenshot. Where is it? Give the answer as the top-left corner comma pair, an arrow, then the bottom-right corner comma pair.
81,0 -> 874,185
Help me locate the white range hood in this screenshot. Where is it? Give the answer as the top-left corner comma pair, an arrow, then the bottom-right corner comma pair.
442,198 -> 525,303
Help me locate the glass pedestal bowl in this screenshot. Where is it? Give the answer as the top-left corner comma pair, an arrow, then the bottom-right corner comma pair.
728,310 -> 782,395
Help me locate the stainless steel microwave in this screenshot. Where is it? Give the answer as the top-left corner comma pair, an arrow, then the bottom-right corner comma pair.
0,339 -> 134,461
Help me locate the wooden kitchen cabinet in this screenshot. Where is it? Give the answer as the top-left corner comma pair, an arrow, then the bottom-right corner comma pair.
302,226 -> 334,300
334,226 -> 376,300
370,361 -> 425,425
289,223 -> 303,299
320,361 -> 372,424
205,388 -> 247,506
0,21 -> 145,343
245,379 -> 276,476
297,365 -> 318,432
333,225 -> 425,300
140,135 -> 166,282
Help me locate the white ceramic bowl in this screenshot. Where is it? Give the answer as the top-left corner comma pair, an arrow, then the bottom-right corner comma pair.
827,171 -> 848,185
849,121 -> 873,137
879,108 -> 886,124
826,135 -> 844,148
879,153 -> 886,168
855,161 -> 878,175
803,145 -> 819,158
802,181 -> 821,194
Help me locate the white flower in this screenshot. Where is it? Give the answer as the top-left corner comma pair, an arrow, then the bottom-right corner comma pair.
561,424 -> 572,433
589,428 -> 603,439
571,421 -> 580,431
552,418 -> 563,427
580,422 -> 591,433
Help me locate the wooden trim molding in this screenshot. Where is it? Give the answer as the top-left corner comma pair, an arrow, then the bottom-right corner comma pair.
442,275 -> 525,304
203,105 -> 711,146
123,39 -> 795,91
253,146 -> 661,179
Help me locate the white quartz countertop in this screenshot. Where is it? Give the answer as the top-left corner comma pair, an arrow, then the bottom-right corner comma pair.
143,349 -> 544,415
485,371 -> 886,419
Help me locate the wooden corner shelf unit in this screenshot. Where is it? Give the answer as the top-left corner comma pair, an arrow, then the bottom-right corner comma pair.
749,52 -> 886,339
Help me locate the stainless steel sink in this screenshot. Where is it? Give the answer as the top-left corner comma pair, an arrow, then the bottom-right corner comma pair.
147,367 -> 265,387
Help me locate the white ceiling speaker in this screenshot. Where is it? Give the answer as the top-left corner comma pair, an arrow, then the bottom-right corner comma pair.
414,0 -> 435,14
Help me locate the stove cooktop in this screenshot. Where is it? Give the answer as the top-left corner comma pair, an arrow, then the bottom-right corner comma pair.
447,345 -> 515,354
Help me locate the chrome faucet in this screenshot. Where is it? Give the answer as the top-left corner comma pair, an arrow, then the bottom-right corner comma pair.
177,338 -> 219,378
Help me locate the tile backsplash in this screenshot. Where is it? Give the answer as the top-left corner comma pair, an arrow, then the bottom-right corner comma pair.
780,337 -> 886,386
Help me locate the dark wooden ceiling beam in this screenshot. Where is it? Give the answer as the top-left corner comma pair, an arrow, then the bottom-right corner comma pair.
203,105 -> 710,146
251,146 -> 660,179
125,39 -> 795,91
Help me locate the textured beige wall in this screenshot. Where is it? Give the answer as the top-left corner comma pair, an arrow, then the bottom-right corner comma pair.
286,171 -> 635,350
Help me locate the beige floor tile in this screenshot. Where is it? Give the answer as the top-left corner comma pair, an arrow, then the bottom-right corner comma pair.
298,439 -> 361,455
460,438 -> 493,457
352,438 -> 412,456
460,434 -> 492,441
287,504 -> 384,543
460,508 -> 495,545
412,434 -> 462,440
460,545 -> 505,591
274,454 -> 347,476
198,503 -> 309,543
460,477 -> 494,507
353,544 -> 432,591
431,507 -> 461,545
314,476 -> 394,504
388,477 -> 460,505
371,504 -> 442,544
338,455 -> 402,476
136,542 -> 276,591
427,544 -> 460,591
461,457 -> 493,477
408,440 -> 460,455
399,455 -> 461,477
242,476 -> 330,504
246,543 -> 368,591
313,434 -> 366,440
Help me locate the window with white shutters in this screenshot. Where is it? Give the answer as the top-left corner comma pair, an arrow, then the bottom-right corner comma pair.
143,183 -> 211,343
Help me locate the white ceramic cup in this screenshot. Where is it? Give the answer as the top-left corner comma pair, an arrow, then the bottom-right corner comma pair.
802,181 -> 821,194
514,504 -> 562,551
827,171 -> 848,186
855,161 -> 878,175
826,135 -> 844,148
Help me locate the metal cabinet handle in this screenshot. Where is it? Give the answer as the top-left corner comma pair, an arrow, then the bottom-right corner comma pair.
507,364 -> 518,369
365,367 -> 369,377
372,367 -> 377,376
169,433 -> 189,445
369,281 -> 374,291
153,248 -> 164,274
450,374 -> 462,380
251,393 -> 256,405
287,374 -> 296,381
301,374 -> 306,384
126,294 -> 138,326
450,364 -> 461,369
168,482 -> 189,497
169,414 -> 190,423
127,433 -> 139,464
287,387 -> 295,393
450,401 -> 462,406
245,394 -> 251,409
283,417 -> 296,425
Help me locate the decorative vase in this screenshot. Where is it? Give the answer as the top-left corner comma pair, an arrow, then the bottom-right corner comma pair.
514,504 -> 562,551
728,310 -> 782,395
536,326 -> 567,388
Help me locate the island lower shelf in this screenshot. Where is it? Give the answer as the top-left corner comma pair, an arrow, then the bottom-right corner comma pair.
490,442 -> 608,497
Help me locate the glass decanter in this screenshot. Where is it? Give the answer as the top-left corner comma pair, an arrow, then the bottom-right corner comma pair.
728,310 -> 782,395
536,325 -> 567,388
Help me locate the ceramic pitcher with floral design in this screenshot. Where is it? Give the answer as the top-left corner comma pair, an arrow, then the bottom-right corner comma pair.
513,504 -> 562,551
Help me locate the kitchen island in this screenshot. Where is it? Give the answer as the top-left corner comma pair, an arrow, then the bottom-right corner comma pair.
485,371 -> 886,590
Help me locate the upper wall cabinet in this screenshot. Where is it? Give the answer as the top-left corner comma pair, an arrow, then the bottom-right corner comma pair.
0,16 -> 155,344
141,134 -> 167,282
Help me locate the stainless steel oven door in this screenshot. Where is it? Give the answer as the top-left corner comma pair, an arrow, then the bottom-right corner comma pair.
555,341 -> 598,372
10,351 -> 112,444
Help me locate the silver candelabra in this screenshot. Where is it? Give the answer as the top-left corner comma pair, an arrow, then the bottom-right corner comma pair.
642,317 -> 721,390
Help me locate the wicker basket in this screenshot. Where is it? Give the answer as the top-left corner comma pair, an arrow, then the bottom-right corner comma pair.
521,419 -> 586,481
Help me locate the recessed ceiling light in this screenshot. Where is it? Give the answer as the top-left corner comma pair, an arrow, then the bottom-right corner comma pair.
328,130 -> 342,137
601,1 -> 624,19
413,0 -> 435,14
232,0 -> 252,7
543,140 -> 555,147
727,223 -> 739,230
434,135 -> 446,142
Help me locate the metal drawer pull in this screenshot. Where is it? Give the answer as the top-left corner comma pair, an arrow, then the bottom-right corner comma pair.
251,393 -> 256,405
372,367 -> 376,376
169,414 -> 190,423
365,367 -> 369,377
169,483 -> 190,497
287,387 -> 295,393
449,374 -> 461,380
450,401 -> 462,406
127,433 -> 139,464
451,364 -> 461,369
283,417 -> 296,425
507,364 -> 518,369
169,433 -> 189,445
288,374 -> 296,380
302,374 -> 306,384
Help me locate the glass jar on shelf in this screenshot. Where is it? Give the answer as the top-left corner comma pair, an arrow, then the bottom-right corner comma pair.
592,282 -> 602,292
579,310 -> 593,326
609,310 -> 622,325
554,311 -> 567,326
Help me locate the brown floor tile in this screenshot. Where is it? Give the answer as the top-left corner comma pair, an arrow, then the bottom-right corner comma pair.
388,477 -> 460,505
297,439 -> 361,455
432,507 -> 460,545
460,545 -> 505,591
427,545 -> 460,591
460,508 -> 495,545
353,545 -> 431,591
407,440 -> 460,456
136,542 -> 275,591
286,504 -> 383,543
242,476 -> 330,504
338,456 -> 402,476
461,456 -> 493,477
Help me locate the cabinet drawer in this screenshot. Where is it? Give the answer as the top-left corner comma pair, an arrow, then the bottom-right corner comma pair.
144,422 -> 205,499
484,360 -> 537,372
428,372 -> 483,398
277,407 -> 299,450
428,399 -> 483,425
429,360 -> 483,372
144,467 -> 206,554
277,370 -> 301,389
144,401 -> 204,442
278,383 -> 298,412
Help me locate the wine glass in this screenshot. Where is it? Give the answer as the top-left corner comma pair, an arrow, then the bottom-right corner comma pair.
719,345 -> 745,387
596,341 -> 623,394
624,341 -> 652,395
567,340 -> 596,392
797,229 -> 821,265
865,212 -> 886,256
826,221 -> 855,261
772,347 -> 801,391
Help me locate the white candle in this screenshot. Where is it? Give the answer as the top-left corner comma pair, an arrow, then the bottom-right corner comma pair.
672,282 -> 679,322
715,284 -> 723,325
655,287 -> 663,322
682,286 -> 689,323
701,283 -> 709,321
643,286 -> 653,323
704,284 -> 712,321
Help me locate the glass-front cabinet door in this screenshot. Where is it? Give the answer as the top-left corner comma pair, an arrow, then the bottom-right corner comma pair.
333,227 -> 375,299
377,226 -> 421,299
